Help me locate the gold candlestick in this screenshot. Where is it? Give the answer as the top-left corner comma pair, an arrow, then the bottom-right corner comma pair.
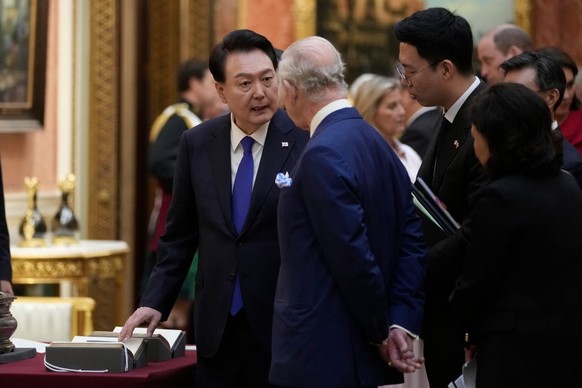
18,177 -> 47,247
52,174 -> 79,245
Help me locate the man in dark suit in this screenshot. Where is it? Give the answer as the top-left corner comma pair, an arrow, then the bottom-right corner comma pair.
144,58 -> 225,337
119,29 -> 308,387
394,7 -> 489,387
501,50 -> 582,189
271,36 -> 427,387
0,159 -> 13,296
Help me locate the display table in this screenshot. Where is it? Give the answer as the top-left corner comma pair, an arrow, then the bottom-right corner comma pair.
10,240 -> 128,330
0,350 -> 197,387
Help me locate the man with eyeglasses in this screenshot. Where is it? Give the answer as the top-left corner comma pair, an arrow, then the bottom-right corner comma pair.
394,7 -> 488,388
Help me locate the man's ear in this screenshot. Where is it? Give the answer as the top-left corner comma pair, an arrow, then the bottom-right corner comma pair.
545,88 -> 560,111
215,82 -> 227,103
506,45 -> 523,58
441,59 -> 454,79
282,79 -> 298,101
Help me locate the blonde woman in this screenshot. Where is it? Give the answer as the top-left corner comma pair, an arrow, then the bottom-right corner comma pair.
352,75 -> 422,181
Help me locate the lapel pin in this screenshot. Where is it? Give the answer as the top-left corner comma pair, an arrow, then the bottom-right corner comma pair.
281,142 -> 288,147
453,140 -> 460,149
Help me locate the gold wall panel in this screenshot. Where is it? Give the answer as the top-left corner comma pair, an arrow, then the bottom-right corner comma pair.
185,0 -> 213,58
294,0 -> 316,39
149,0 -> 213,122
148,0 -> 181,119
88,0 -> 119,239
515,0 -> 533,36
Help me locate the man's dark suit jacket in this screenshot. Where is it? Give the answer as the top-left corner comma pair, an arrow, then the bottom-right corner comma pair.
558,128 -> 582,189
452,172 -> 582,387
271,107 -> 426,387
140,109 -> 309,358
400,107 -> 442,159
417,82 -> 489,387
0,159 -> 11,284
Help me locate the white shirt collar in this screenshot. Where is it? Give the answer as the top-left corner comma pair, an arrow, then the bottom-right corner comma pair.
310,99 -> 352,137
230,113 -> 269,151
444,76 -> 480,124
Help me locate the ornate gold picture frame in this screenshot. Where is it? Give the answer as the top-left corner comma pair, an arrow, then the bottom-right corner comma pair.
0,0 -> 48,132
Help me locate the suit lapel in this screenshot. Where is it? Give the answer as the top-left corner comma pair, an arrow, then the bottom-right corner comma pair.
418,114 -> 443,185
432,117 -> 467,188
241,111 -> 297,235
431,83 -> 486,190
206,116 -> 237,235
206,111 -> 300,238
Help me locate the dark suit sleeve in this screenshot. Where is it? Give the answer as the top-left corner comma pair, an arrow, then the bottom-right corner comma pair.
300,145 -> 389,343
388,190 -> 428,334
148,115 -> 190,193
141,132 -> 199,319
0,159 -> 11,282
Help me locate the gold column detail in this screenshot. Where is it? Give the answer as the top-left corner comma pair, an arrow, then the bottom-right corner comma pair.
294,0 -> 316,39
149,0 -> 181,120
514,0 -> 533,36
88,0 -> 119,239
186,0 -> 212,58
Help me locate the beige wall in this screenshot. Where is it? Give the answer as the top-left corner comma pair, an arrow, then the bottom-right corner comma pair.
0,1 -> 58,194
1,0 -> 61,243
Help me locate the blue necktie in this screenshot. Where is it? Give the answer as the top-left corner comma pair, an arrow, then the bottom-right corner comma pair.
230,136 -> 254,315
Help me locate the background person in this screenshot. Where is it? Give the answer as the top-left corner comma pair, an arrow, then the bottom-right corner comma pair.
120,29 -> 308,387
0,158 -> 13,295
477,23 -> 532,85
351,74 -> 422,181
500,50 -> 582,189
452,82 -> 582,387
538,46 -> 582,155
394,8 -> 488,387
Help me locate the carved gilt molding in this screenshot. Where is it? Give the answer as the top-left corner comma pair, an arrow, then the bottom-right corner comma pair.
88,0 -> 119,239
294,0 -> 316,39
514,0 -> 533,36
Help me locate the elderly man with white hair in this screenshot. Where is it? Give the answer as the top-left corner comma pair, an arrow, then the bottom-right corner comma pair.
270,36 -> 427,388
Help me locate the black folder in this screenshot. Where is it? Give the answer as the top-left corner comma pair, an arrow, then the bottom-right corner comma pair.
412,177 -> 460,237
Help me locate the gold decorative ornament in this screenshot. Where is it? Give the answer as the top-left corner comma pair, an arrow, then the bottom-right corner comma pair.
18,177 -> 47,247
0,291 -> 17,354
52,174 -> 80,245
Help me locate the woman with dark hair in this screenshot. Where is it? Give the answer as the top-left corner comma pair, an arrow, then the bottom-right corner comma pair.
451,83 -> 582,387
538,46 -> 582,155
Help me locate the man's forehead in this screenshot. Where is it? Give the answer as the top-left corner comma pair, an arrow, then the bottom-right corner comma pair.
224,51 -> 274,77
398,43 -> 420,60
504,68 -> 539,89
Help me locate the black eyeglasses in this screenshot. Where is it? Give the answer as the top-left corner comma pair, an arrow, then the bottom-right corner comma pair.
395,60 -> 443,87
